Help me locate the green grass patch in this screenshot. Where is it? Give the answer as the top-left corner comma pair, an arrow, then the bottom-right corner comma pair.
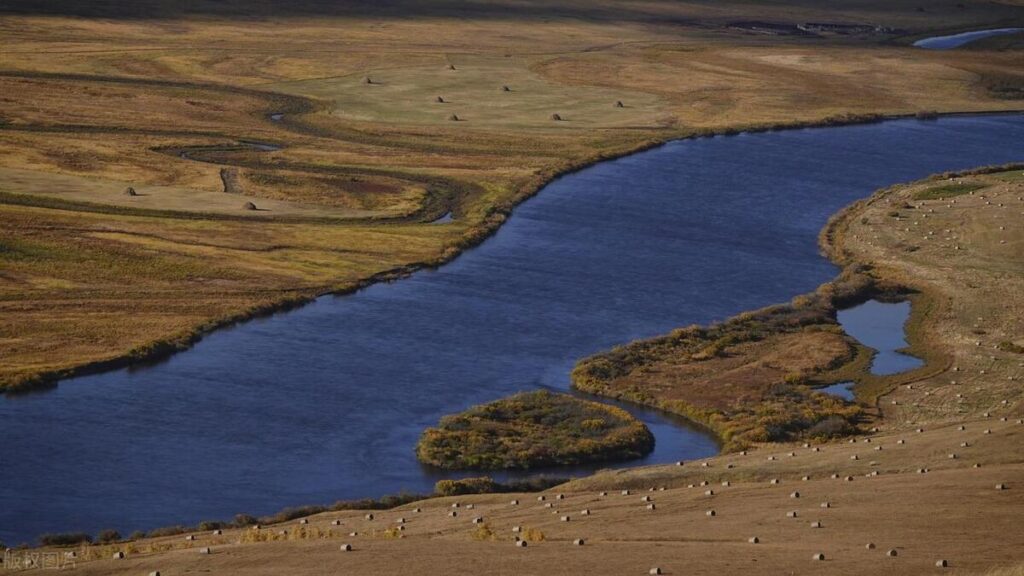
912,182 -> 985,200
416,390 -> 654,470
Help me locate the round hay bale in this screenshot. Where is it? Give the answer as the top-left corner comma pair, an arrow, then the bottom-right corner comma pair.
556,494 -> 565,500
466,504 -> 474,510
149,572 -> 161,576
332,520 -> 342,526
812,553 -> 825,561
866,542 -> 876,549
243,201 -> 257,211
516,540 -> 527,548
749,536 -> 759,544
887,549 -> 898,557
646,503 -> 656,510
349,531 -> 358,536
299,519 -> 308,525
936,559 -> 949,568
185,535 -> 195,541
650,568 -> 662,575
414,507 -> 422,513
641,495 -> 652,502
706,509 -> 716,517
810,521 -> 822,528
112,552 -> 125,560
212,529 -> 222,535
574,538 -> 585,546
510,499 -> 519,505
704,490 -> 714,496
787,511 -> 798,518
821,502 -> 831,508
622,490 -> 630,496
449,511 -> 458,517
198,547 -> 212,555
770,478 -> 780,485
581,509 -> 591,516
791,492 -> 800,498
550,113 -> 563,121
512,526 -> 522,533
561,515 -> 571,522
365,513 -> 374,521
340,543 -> 352,551
995,483 -> 1007,490
473,516 -> 484,524
123,186 -> 137,196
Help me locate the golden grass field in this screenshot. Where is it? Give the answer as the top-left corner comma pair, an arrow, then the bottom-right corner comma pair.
35,162 -> 1024,576
2,0 -> 1024,390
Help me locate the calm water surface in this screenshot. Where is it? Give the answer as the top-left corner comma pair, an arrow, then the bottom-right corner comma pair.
913,27 -> 1023,49
2,114 -> 1023,543
837,300 -> 924,375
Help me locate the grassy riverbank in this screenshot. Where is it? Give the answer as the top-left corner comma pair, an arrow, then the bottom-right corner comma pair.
3,0 -> 1024,390
416,391 -> 654,469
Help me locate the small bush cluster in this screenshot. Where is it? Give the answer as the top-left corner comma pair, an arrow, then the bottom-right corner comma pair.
434,475 -> 567,496
38,532 -> 92,546
417,391 -> 654,469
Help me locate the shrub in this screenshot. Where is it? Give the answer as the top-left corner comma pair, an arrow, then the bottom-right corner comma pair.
435,477 -> 499,496
147,525 -> 188,538
39,532 -> 92,546
96,529 -> 121,544
806,415 -> 856,439
232,514 -> 258,527
416,391 -> 654,469
198,521 -> 224,531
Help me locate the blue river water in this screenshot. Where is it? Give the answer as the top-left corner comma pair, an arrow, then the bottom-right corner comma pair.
1,114 -> 1023,544
913,27 -> 1023,49
837,300 -> 924,376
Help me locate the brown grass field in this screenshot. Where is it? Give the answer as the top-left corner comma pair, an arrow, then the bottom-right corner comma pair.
2,0 -> 1024,390
2,1 -> 1024,573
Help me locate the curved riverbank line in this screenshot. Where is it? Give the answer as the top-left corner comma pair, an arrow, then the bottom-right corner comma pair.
913,27 -> 1024,49
1,114 -> 1023,544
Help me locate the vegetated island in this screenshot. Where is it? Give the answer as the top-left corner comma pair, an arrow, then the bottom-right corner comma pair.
416,390 -> 654,469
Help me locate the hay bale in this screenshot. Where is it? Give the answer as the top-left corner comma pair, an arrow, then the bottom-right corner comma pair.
510,499 -> 519,505
299,519 -> 308,525
866,543 -> 876,549
516,540 -> 527,548
936,560 -> 949,568
447,64 -> 456,70
706,509 -> 716,517
502,85 -> 511,92
557,494 -> 565,500
112,552 -> 125,560
821,502 -> 831,508
810,521 -> 822,528
466,504 -> 474,510
550,113 -> 563,121
770,479 -> 780,485
365,513 -> 374,520
448,114 -> 460,122
581,509 -> 591,516
561,515 -> 571,522
622,490 -> 630,496
363,77 -> 373,84
812,553 -> 825,561
675,460 -> 685,466
198,547 -> 212,555
749,536 -> 759,544
641,496 -> 652,502
243,201 -> 257,211
185,535 -> 195,541
397,517 -> 406,524
449,511 -> 458,517
332,520 -> 342,526
123,186 -> 137,196
704,490 -> 714,496
574,538 -> 585,546
212,529 -> 222,535
646,503 -> 656,510
615,100 -> 624,108
886,549 -> 898,557
512,526 -> 522,533
349,531 -> 358,536
722,481 -> 731,487
650,568 -> 663,575
787,511 -> 798,518
995,483 -> 1007,490
599,491 -> 608,496
791,491 -> 800,499
414,507 -> 422,513
149,572 -> 161,576
473,516 -> 484,524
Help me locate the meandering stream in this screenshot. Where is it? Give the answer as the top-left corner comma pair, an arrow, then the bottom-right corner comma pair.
2,114 -> 1023,544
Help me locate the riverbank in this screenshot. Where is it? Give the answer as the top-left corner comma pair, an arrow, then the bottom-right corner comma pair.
570,162 -> 1024,451
5,0 -> 1024,392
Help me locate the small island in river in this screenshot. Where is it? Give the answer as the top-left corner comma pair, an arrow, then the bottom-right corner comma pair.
416,390 -> 655,469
